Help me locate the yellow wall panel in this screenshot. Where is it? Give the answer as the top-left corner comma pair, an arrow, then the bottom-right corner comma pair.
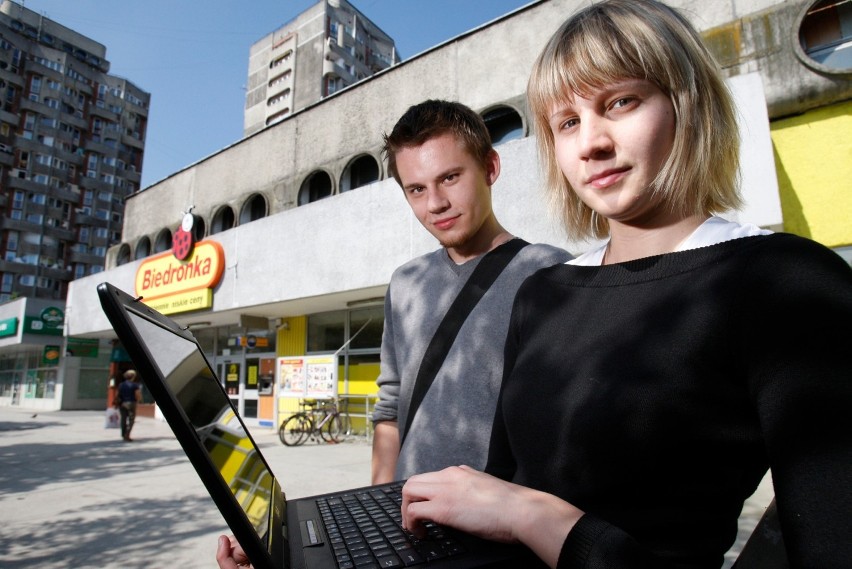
770,101 -> 852,248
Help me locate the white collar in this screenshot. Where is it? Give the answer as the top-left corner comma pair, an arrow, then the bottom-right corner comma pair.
567,216 -> 773,266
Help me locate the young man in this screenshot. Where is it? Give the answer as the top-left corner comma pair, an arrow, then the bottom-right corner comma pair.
371,100 -> 570,483
216,100 -> 569,568
117,369 -> 142,441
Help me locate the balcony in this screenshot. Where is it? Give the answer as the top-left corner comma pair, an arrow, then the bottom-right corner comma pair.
84,138 -> 113,155
0,107 -> 18,125
121,133 -> 144,150
69,250 -> 105,265
322,59 -> 354,84
89,103 -> 119,120
0,66 -> 24,88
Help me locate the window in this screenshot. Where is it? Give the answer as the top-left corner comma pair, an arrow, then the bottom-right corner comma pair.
116,244 -> 131,266
153,229 -> 171,253
210,206 -> 235,235
239,194 -> 267,224
799,0 -> 852,70
482,106 -> 524,145
341,154 -> 380,192
298,171 -> 333,205
134,236 -> 151,260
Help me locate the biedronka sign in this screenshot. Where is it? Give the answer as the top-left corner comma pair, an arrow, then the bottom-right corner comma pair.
134,240 -> 224,316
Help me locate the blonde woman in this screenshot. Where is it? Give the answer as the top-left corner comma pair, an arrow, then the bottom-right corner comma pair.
400,1 -> 852,567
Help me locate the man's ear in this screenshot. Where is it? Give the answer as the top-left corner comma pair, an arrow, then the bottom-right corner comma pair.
486,150 -> 501,186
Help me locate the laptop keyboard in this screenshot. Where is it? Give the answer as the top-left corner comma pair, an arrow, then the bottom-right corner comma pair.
317,484 -> 466,568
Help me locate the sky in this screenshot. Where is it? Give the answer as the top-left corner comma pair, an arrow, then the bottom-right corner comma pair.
17,0 -> 536,189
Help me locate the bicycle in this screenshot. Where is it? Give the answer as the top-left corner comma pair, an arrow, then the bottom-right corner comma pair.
278,398 -> 344,446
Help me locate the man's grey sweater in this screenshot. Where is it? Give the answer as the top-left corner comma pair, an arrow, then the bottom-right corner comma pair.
372,239 -> 570,480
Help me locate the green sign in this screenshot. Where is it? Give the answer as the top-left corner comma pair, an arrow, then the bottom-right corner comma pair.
23,306 -> 65,336
0,317 -> 18,338
43,345 -> 61,365
67,337 -> 100,358
24,316 -> 63,336
40,306 -> 64,329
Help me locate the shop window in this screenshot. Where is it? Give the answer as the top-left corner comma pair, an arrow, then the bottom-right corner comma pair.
341,154 -> 380,192
482,105 -> 524,145
239,194 -> 267,224
307,306 -> 384,353
798,0 -> 852,71
348,306 -> 384,350
210,206 -> 235,235
298,171 -> 333,205
134,236 -> 151,260
153,228 -> 172,253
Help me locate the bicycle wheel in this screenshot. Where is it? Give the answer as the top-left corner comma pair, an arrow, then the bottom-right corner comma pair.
321,413 -> 343,443
339,412 -> 352,436
279,414 -> 311,446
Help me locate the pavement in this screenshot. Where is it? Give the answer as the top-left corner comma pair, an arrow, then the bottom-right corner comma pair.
0,407 -> 773,568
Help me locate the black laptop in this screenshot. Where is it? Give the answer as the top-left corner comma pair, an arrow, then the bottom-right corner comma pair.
97,282 -> 533,569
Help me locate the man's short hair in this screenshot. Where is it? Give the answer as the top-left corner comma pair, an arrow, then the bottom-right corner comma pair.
528,0 -> 742,240
123,369 -> 137,381
383,100 -> 494,185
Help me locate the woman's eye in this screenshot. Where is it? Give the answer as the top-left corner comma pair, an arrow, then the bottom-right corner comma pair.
611,97 -> 633,109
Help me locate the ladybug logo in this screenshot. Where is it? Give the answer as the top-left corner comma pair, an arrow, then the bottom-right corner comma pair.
173,212 -> 196,261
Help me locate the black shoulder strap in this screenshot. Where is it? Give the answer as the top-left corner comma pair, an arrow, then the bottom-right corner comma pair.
400,238 -> 530,446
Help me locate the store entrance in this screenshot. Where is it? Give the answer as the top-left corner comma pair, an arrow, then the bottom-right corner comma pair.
217,352 -> 276,427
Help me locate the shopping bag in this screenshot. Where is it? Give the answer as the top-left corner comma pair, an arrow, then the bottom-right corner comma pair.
105,407 -> 120,429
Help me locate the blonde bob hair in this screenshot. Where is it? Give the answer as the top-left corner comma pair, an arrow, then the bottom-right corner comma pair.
528,0 -> 742,240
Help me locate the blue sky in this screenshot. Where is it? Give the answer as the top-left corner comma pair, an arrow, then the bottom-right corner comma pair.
18,0 -> 535,189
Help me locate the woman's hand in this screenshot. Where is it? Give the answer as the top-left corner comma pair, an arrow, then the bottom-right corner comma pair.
216,535 -> 252,569
401,465 -> 583,568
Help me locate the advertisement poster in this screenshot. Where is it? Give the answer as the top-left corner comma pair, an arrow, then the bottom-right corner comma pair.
277,356 -> 337,399
278,358 -> 305,397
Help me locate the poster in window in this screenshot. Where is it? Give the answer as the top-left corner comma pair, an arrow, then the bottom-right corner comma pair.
277,355 -> 337,399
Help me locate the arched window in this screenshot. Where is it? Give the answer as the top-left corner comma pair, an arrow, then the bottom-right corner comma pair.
134,236 -> 151,260
298,171 -> 333,205
341,154 -> 380,192
210,206 -> 235,235
115,243 -> 131,266
482,105 -> 524,145
239,194 -> 267,224
798,0 -> 852,71
153,228 -> 172,253
189,214 -> 205,241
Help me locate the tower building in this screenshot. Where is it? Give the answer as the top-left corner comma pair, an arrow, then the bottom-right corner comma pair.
244,0 -> 398,136
0,0 -> 149,302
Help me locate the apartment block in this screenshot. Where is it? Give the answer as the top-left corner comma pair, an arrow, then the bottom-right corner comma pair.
0,0 -> 149,302
244,0 -> 398,136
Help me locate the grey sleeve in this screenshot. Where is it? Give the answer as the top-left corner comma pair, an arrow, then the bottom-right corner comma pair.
372,291 -> 399,423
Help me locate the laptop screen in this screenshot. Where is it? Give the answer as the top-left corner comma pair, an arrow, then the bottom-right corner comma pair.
127,310 -> 274,541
